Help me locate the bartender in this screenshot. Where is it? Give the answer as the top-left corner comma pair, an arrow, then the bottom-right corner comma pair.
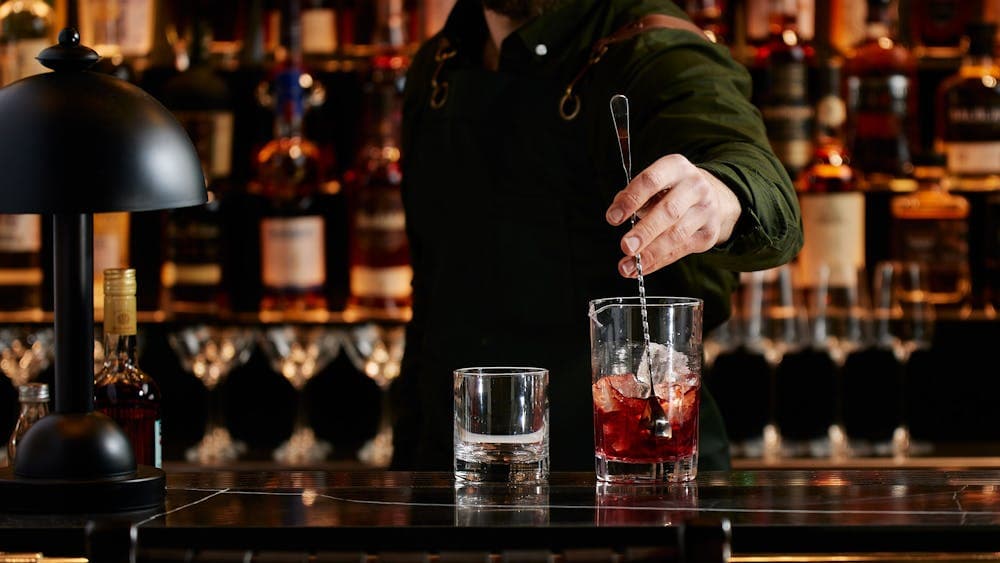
390,0 -> 803,471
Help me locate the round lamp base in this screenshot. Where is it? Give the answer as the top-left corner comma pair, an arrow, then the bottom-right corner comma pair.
0,465 -> 165,513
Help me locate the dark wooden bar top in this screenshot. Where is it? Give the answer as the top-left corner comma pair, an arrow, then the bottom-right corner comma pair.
3,467 -> 1000,560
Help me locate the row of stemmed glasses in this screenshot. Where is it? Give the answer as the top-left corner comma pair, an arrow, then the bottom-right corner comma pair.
0,321 -> 404,466
168,323 -> 404,466
706,260 -> 935,461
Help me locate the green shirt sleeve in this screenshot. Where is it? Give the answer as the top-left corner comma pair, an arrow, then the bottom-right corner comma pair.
620,29 -> 804,272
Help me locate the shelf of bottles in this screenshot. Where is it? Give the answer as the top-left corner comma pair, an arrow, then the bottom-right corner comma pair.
689,0 -> 1000,464
0,0 -> 449,470
0,0 -> 996,468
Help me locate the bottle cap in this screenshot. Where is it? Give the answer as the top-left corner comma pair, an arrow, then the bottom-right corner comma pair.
103,268 -> 137,297
18,382 -> 49,402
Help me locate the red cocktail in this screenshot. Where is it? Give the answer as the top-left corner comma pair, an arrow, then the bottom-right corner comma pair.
592,373 -> 700,481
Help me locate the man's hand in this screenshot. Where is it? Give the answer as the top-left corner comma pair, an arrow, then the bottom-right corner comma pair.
605,154 -> 742,277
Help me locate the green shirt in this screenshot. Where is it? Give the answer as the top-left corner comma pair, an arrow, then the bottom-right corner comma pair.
391,0 -> 803,472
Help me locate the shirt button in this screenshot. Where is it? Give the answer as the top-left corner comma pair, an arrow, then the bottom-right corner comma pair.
535,44 -> 548,56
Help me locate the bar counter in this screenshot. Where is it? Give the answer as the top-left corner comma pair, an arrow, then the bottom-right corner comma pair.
3,467 -> 1000,561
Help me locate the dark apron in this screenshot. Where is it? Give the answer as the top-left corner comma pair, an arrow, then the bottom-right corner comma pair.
398,54 -> 731,472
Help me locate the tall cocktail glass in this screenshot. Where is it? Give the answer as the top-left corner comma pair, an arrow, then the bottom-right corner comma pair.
590,296 -> 703,483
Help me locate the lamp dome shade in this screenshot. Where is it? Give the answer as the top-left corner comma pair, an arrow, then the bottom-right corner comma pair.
0,30 -> 206,214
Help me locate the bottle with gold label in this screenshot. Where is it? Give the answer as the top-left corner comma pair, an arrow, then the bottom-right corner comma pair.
94,268 -> 162,468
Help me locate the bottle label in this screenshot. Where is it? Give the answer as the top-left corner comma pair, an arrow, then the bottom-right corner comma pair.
104,295 -> 137,335
355,210 -> 407,231
0,268 -> 43,286
350,265 -> 413,299
174,110 -> 234,179
261,216 -> 327,289
302,8 -> 337,54
761,105 -> 814,171
118,0 -> 153,56
161,262 -> 223,287
0,215 -> 41,252
946,142 -> 1000,175
796,192 -> 865,287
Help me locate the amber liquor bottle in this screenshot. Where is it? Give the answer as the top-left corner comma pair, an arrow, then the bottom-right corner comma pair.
254,0 -> 337,314
94,268 -> 162,468
935,21 -> 1000,312
890,153 -> 971,311
795,58 -> 865,287
160,16 -> 234,316
754,0 -> 815,182
346,7 -> 412,318
935,21 -> 1000,192
843,0 -> 917,189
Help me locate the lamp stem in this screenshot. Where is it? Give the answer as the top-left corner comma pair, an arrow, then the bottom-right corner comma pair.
53,212 -> 94,414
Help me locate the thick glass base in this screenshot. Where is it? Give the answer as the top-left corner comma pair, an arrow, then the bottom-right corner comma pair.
454,457 -> 549,485
595,453 -> 697,483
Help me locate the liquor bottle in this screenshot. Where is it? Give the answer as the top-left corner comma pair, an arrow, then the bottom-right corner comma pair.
795,57 -> 865,287
843,0 -> 917,189
890,153 -> 971,310
160,15 -> 233,316
909,0 -> 984,60
76,0 -> 137,82
137,0 -> 181,100
754,0 -> 815,182
77,0 -> 154,61
253,0 -> 341,314
94,268 -> 162,467
0,0 -> 52,315
935,21 -> 1000,313
0,0 -> 54,85
6,382 -> 49,466
0,214 -> 43,313
935,21 -> 1000,192
345,2 -> 412,317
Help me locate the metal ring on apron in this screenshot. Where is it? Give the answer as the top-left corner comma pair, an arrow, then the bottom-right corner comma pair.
429,39 -> 457,110
430,81 -> 449,109
559,90 -> 581,121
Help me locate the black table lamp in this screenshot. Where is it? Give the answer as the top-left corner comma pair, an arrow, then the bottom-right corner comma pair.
0,29 -> 206,513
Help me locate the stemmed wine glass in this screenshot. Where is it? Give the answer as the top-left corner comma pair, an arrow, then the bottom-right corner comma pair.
803,262 -> 871,460
168,325 -> 257,464
871,260 -> 935,459
259,325 -> 340,464
343,322 -> 405,467
0,325 -> 54,388
741,265 -> 808,461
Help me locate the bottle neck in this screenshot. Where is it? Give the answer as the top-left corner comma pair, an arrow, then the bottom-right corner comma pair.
103,293 -> 138,369
274,69 -> 305,139
19,401 -> 48,417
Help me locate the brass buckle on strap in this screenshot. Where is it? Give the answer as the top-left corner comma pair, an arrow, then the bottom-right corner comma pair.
430,40 -> 457,109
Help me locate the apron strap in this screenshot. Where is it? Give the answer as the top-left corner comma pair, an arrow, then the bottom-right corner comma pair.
428,14 -> 709,117
559,14 -> 710,121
